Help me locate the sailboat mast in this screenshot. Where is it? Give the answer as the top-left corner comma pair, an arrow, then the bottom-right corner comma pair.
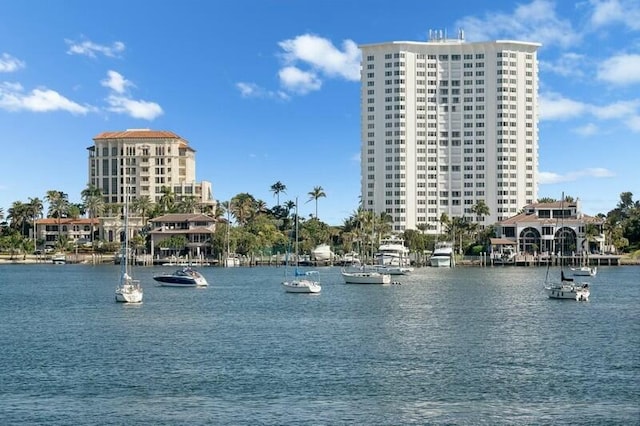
294,197 -> 299,266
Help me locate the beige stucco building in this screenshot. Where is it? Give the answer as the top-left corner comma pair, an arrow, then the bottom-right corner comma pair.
88,129 -> 215,210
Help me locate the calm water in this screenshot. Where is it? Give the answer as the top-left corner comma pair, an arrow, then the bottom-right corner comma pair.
0,263 -> 638,425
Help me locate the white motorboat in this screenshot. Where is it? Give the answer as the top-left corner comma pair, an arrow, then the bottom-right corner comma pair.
376,265 -> 414,275
376,236 -> 411,267
51,253 -> 66,264
282,270 -> 321,293
342,267 -> 391,284
341,251 -> 361,266
115,193 -> 143,303
154,267 -> 208,287
224,256 -> 240,267
430,242 -> 453,267
311,244 -> 333,262
571,266 -> 597,277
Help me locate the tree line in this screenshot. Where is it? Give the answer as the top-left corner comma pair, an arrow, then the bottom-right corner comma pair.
1,183 -> 639,260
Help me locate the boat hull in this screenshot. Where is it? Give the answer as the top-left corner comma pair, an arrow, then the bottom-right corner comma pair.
430,256 -> 451,267
282,279 -> 321,293
546,284 -> 590,301
115,282 -> 143,303
571,267 -> 597,277
153,268 -> 208,287
342,271 -> 391,284
377,266 -> 413,275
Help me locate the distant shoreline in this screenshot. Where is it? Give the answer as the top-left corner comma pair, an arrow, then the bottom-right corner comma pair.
1,254 -> 639,266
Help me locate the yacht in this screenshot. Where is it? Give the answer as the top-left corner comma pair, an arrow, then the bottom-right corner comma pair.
311,244 -> 333,262
376,236 -> 411,267
154,267 -> 208,287
430,242 -> 453,267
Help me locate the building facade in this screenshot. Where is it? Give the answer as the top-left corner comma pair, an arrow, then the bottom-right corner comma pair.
494,199 -> 605,258
88,129 -> 215,210
148,213 -> 216,259
360,32 -> 540,233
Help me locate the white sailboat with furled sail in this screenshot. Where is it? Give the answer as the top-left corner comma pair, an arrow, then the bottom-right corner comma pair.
544,193 -> 590,301
115,190 -> 143,303
282,198 -> 321,293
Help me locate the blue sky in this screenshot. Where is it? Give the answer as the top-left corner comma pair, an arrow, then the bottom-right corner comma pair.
1,0 -> 639,225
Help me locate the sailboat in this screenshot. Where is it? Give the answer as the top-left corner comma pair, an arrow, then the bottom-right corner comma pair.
544,193 -> 590,301
115,191 -> 143,303
282,198 -> 321,294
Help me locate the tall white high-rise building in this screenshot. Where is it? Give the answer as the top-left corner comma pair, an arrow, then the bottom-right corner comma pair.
360,32 -> 540,233
88,129 -> 214,209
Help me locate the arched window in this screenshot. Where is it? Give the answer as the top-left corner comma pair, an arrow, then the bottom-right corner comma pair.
554,227 -> 577,256
519,227 -> 541,253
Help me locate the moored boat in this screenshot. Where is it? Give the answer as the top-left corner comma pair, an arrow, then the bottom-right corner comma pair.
571,266 -> 597,277
154,267 -> 208,287
430,242 -> 453,267
342,267 -> 391,284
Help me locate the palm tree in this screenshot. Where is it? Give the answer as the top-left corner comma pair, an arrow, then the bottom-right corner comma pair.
307,186 -> 326,219
45,190 -> 70,244
132,195 -> 153,229
230,193 -> 256,226
7,201 -> 29,236
158,186 -> 175,213
177,196 -> 198,214
270,181 -> 287,206
27,197 -> 44,245
470,200 -> 490,242
82,187 -> 104,248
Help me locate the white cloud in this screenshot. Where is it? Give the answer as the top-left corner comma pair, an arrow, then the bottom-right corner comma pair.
591,99 -> 640,119
539,92 -> 588,120
278,66 -> 322,94
573,123 -> 599,136
66,39 -> 125,58
105,95 -> 163,120
101,70 -> 132,94
99,71 -> 163,120
0,82 -> 90,114
0,53 -> 25,72
539,168 -> 615,184
539,52 -> 586,77
589,0 -> 640,30
236,82 -> 289,100
455,0 -> 579,48
278,34 -> 361,81
597,54 -> 640,85
626,115 -> 640,131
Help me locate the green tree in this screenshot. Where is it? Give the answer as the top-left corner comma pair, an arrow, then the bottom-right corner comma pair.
230,193 -> 256,226
158,186 -> 175,213
7,201 -> 30,236
270,181 -> 287,206
177,195 -> 198,214
45,190 -> 69,243
132,195 -> 153,228
307,186 -> 326,219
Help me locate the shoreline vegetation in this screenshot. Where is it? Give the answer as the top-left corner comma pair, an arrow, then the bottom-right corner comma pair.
1,253 -> 638,266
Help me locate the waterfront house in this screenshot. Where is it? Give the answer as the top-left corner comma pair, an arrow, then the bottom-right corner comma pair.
494,198 -> 605,259
148,213 -> 217,260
